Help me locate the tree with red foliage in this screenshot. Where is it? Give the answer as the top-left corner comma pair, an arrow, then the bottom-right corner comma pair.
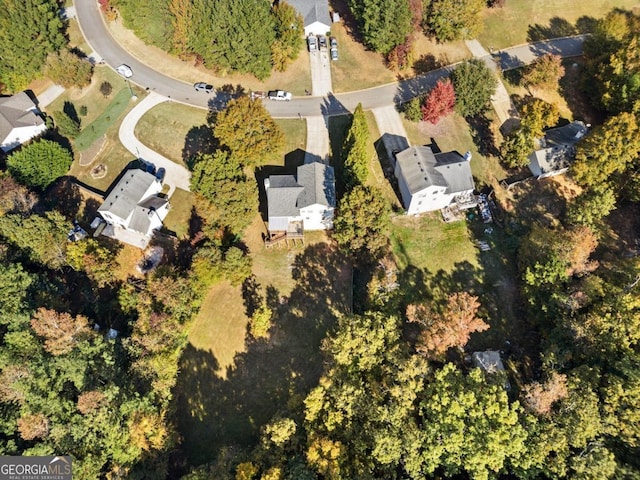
421,79 -> 456,124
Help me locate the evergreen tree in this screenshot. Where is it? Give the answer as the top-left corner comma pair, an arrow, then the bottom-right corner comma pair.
342,103 -> 369,188
347,0 -> 412,54
6,139 -> 73,190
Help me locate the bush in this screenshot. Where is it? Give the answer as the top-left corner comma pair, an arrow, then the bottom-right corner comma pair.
100,81 -> 112,98
53,110 -> 80,139
402,96 -> 424,122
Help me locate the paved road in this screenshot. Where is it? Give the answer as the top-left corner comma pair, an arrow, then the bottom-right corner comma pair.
75,0 -> 586,118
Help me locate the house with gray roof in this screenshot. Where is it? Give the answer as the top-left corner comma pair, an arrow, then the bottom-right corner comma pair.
287,0 -> 331,36
394,146 -> 476,215
265,161 -> 335,239
98,169 -> 169,248
528,121 -> 587,179
0,92 -> 47,152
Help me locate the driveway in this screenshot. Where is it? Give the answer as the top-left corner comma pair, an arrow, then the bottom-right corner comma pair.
309,48 -> 333,96
371,106 -> 409,163
304,116 -> 330,164
118,92 -> 191,196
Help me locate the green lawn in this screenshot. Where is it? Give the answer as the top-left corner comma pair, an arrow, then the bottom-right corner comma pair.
479,0 -> 640,49
391,214 -> 479,274
163,188 -> 194,239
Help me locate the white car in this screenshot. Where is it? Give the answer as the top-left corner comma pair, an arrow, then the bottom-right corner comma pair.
116,64 -> 133,78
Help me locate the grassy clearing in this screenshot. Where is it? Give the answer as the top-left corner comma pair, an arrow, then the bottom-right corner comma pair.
479,0 -> 640,49
67,18 -> 91,55
74,87 -> 132,151
135,102 -> 208,165
69,137 -> 136,192
391,214 -> 479,273
408,34 -> 471,77
163,188 -> 194,239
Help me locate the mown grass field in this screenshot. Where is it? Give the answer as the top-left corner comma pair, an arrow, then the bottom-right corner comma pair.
479,0 -> 640,49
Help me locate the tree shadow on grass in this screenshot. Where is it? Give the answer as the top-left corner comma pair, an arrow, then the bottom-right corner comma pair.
182,124 -> 217,168
467,113 -> 500,158
527,17 -> 577,43
173,242 -> 351,469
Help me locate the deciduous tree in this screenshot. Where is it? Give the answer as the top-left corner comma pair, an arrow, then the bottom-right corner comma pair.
500,126 -> 534,168
451,59 -> 497,117
522,54 -> 565,91
407,292 -> 488,357
424,0 -> 486,42
522,371 -> 568,415
213,96 -> 284,167
347,0 -> 413,54
272,1 -> 303,71
30,308 -> 92,356
44,49 -> 93,88
6,139 -> 73,190
249,301 -> 273,339
520,98 -> 560,137
333,185 -> 391,263
421,78 -> 455,124
565,185 -> 617,227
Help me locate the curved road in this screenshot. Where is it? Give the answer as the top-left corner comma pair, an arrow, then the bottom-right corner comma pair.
75,0 -> 586,119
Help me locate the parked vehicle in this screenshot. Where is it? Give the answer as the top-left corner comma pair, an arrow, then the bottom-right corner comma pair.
250,91 -> 267,100
330,47 -> 338,61
194,82 -> 214,93
155,168 -> 166,183
267,90 -> 292,101
318,35 -> 328,51
116,64 -> 133,78
330,36 -> 337,48
307,34 -> 317,52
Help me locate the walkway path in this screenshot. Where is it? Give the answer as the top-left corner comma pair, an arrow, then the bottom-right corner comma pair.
465,39 -> 519,133
118,92 -> 191,196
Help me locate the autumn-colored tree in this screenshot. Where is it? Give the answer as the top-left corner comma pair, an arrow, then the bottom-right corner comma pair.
407,292 -> 489,357
421,78 -> 455,124
44,49 -> 93,88
522,371 -> 569,415
272,1 -> 303,71
77,390 -> 107,414
249,301 -> 273,339
0,174 -> 37,215
128,409 -> 170,451
169,0 -> 192,57
17,413 -> 49,440
386,37 -> 414,71
522,54 -> 565,90
425,0 -> 486,42
213,96 -> 284,167
572,112 -> 640,186
30,308 -> 92,355
520,98 -> 560,138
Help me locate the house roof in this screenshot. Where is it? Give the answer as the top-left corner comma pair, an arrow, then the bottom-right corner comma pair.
98,169 -> 158,220
287,0 -> 331,28
297,162 -> 335,208
266,175 -> 304,219
472,350 -> 505,373
395,146 -> 475,195
530,121 -> 587,176
0,92 -> 44,143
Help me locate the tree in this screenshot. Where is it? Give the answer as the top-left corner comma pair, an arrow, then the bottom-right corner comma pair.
190,151 -> 258,233
402,96 -> 424,122
565,185 -> 617,227
571,112 -> 640,186
169,0 -> 192,57
451,59 -> 497,117
53,110 -> 80,139
0,174 -> 37,215
347,0 -> 413,54
6,139 -> 73,190
100,81 -> 113,97
249,301 -> 273,340
0,0 -> 65,91
500,126 -> 534,168
421,78 -> 455,124
111,0 -> 174,50
66,239 -> 118,287
44,49 -> 93,88
30,308 -> 92,356
272,2 -> 304,71
522,54 -> 565,91
189,0 -> 275,79
333,185 -> 391,263
223,246 -> 252,286
213,96 -> 284,166
342,103 -> 369,188
519,98 -> 559,138
407,292 -> 489,358
522,372 -> 568,415
425,0 -> 486,42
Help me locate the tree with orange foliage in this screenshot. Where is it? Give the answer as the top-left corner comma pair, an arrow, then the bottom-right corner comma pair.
30,308 -> 91,356
407,292 -> 489,357
17,413 -> 49,440
522,371 -> 568,415
421,79 -> 456,124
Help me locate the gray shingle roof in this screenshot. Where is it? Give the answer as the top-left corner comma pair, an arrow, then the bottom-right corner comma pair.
395,147 -> 474,195
287,0 -> 331,28
297,162 -> 335,208
529,121 -> 587,176
542,121 -> 587,148
98,169 -> 158,220
0,92 -> 44,143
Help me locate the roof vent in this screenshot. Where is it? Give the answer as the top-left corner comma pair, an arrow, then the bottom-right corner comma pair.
463,151 -> 472,161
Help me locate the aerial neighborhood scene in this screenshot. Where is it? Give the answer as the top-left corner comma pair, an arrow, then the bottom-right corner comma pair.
1,0 -> 640,478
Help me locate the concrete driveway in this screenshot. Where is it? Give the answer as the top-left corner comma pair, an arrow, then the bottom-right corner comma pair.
309,48 -> 333,96
371,106 -> 409,164
304,116 -> 330,164
118,93 -> 191,196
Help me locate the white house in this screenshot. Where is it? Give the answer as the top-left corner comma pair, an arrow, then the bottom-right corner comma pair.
265,161 -> 335,238
98,169 -> 169,248
287,0 -> 331,36
0,92 -> 47,152
394,146 -> 476,215
528,121 -> 587,179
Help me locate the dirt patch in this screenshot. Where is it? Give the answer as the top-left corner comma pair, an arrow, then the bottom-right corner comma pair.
79,135 -> 106,166
90,163 -> 107,179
